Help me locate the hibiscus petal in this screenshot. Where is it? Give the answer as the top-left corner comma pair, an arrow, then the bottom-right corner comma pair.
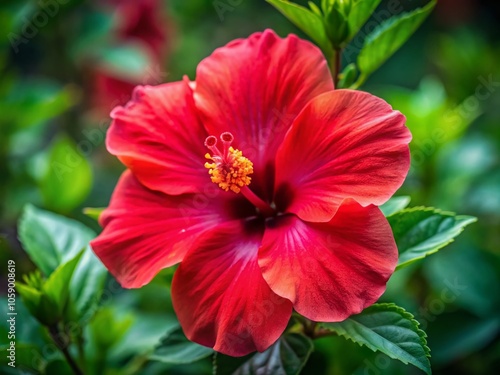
171,220 -> 293,356
107,79 -> 210,195
194,29 -> 334,199
274,90 -> 411,222
259,200 -> 397,322
90,171 -> 235,288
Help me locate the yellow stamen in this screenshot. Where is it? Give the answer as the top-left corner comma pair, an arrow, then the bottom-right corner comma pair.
205,146 -> 253,193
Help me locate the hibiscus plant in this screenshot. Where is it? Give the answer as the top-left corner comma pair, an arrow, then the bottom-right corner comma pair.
12,1 -> 478,375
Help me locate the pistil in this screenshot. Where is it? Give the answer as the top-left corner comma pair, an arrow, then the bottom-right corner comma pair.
203,132 -> 276,216
240,186 -> 276,217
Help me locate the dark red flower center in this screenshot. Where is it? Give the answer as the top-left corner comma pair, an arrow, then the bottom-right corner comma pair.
204,132 -> 276,217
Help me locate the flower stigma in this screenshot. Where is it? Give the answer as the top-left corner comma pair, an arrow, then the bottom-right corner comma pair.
204,132 -> 253,193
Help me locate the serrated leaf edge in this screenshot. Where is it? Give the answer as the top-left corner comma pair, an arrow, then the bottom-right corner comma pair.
364,0 -> 436,44
320,303 -> 431,374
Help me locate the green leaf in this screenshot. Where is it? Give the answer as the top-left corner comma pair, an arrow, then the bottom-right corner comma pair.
39,136 -> 93,213
215,333 -> 313,375
90,307 -> 134,351
347,0 -> 382,40
18,205 -> 106,322
389,207 -> 477,270
42,251 -> 84,320
321,303 -> 431,374
113,313 -> 178,359
69,245 -> 108,322
70,9 -> 115,61
357,0 -> 436,79
99,43 -> 153,80
337,62 -> 358,88
17,251 -> 83,326
0,344 -> 43,372
151,326 -> 213,364
0,78 -> 77,133
266,0 -> 333,58
320,0 -> 331,14
323,3 -> 349,48
16,283 -> 43,321
380,196 -> 411,216
18,204 -> 95,275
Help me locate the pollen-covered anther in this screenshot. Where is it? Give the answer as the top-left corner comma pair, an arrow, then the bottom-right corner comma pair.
204,133 -> 253,193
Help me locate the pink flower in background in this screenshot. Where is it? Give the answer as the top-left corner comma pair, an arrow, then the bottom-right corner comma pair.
91,30 -> 411,356
110,0 -> 167,60
90,0 -> 170,113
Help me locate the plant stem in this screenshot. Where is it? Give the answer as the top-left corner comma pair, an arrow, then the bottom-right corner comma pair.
312,327 -> 337,339
76,333 -> 87,374
48,325 -> 84,375
122,351 -> 152,375
332,48 -> 342,87
295,316 -> 338,340
304,321 -> 318,338
350,73 -> 367,90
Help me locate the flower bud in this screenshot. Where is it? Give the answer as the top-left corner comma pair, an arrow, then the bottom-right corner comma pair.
323,2 -> 350,49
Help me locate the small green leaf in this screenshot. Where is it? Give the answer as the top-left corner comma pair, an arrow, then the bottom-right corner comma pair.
323,3 -> 349,48
337,62 -> 358,88
39,136 -> 93,213
18,204 -> 95,275
215,333 -> 313,375
266,0 -> 333,58
389,207 -> 477,270
83,207 -> 105,221
320,0 -> 330,14
151,326 -> 213,364
320,303 -> 431,374
347,0 -> 382,40
16,284 -> 43,321
380,196 -> 411,216
308,1 -> 322,16
357,0 -> 436,79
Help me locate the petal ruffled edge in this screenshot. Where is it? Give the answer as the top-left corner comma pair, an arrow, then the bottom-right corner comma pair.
194,29 -> 334,200
90,171 -> 231,288
172,220 -> 293,356
274,89 -> 411,222
107,79 -> 210,195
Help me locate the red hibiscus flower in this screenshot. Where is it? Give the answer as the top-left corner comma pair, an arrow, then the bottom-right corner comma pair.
91,29 -> 411,356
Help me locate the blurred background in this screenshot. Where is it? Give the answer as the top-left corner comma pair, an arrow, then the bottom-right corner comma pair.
0,0 -> 499,374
